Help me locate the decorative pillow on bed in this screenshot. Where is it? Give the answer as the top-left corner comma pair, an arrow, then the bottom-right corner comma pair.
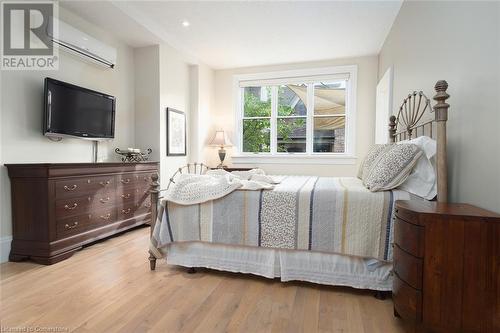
363,144 -> 423,192
357,144 -> 392,180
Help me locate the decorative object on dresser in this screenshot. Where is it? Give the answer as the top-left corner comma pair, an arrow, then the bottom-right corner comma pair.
115,148 -> 153,162
393,200 -> 500,333
6,162 -> 159,264
209,130 -> 233,168
166,108 -> 186,156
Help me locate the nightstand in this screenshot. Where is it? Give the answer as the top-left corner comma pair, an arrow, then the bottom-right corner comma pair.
393,200 -> 500,332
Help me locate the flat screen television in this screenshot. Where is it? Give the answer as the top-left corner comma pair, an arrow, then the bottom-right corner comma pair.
43,78 -> 116,139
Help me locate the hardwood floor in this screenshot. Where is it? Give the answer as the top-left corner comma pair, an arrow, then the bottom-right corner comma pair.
0,227 -> 410,333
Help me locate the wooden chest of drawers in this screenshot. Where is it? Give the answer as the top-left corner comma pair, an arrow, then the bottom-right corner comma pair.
6,162 -> 159,264
393,200 -> 500,332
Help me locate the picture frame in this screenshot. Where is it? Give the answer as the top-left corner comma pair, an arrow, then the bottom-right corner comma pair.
166,108 -> 186,156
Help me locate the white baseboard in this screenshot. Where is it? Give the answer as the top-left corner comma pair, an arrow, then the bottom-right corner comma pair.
0,236 -> 12,263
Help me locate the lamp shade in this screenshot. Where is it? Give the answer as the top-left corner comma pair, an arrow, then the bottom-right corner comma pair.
209,130 -> 232,147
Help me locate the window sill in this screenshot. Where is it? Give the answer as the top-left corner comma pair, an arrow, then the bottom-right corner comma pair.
231,154 -> 357,165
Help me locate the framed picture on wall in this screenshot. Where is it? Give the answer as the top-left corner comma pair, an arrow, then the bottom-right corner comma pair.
166,108 -> 186,156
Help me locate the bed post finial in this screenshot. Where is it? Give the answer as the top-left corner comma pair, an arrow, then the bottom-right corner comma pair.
149,172 -> 160,270
389,115 -> 397,143
434,80 -> 449,121
433,80 -> 450,202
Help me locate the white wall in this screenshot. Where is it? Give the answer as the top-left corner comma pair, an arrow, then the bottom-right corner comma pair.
209,56 -> 379,176
134,43 -> 212,190
0,8 -> 136,257
158,43 -> 192,189
378,1 -> 500,212
190,64 -> 215,164
134,46 -> 160,161
375,67 -> 392,144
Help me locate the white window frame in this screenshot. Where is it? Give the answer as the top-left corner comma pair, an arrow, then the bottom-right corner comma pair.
232,65 -> 357,165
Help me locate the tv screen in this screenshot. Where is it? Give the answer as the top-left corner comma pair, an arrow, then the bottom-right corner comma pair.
43,78 -> 115,139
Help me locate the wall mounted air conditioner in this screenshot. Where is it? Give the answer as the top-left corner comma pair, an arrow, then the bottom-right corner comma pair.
48,18 -> 117,69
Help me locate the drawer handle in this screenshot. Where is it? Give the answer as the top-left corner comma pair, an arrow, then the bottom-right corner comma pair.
122,208 -> 132,215
100,213 -> 111,220
99,180 -> 111,187
120,178 -> 131,184
64,203 -> 78,210
64,221 -> 79,229
63,185 -> 78,191
121,193 -> 131,199
100,197 -> 110,203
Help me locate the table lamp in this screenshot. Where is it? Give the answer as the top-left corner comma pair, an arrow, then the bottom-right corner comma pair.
209,130 -> 232,168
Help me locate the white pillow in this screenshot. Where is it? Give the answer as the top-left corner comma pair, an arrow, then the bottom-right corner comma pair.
397,136 -> 437,200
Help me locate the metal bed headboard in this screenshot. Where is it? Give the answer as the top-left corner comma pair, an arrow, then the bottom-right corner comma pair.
388,80 -> 450,202
166,162 -> 209,190
390,91 -> 434,142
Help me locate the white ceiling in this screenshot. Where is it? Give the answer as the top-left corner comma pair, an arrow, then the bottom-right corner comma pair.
61,1 -> 402,69
60,1 -> 163,48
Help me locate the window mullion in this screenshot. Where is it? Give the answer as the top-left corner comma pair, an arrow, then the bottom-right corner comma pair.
345,78 -> 350,155
270,86 -> 278,154
306,83 -> 314,154
238,87 -> 244,153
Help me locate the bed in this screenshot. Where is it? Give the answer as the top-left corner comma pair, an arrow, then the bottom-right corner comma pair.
147,80 -> 451,292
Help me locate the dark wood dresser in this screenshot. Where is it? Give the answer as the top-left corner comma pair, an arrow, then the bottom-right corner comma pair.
6,162 -> 159,264
393,200 -> 500,332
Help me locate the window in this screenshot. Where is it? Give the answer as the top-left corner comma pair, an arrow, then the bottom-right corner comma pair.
234,66 -> 357,163
242,86 -> 271,153
313,81 -> 346,153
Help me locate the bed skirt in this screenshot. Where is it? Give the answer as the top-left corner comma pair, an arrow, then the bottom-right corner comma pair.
164,242 -> 393,291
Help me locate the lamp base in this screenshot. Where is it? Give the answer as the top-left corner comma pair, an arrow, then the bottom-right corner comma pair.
217,147 -> 226,169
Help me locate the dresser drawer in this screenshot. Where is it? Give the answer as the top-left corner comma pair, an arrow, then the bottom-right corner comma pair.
117,172 -> 155,187
56,208 -> 116,239
393,272 -> 422,322
116,186 -> 150,204
55,196 -> 91,218
117,202 -> 150,221
55,193 -> 116,219
87,192 -> 116,208
136,197 -> 152,210
395,205 -> 419,224
55,176 -> 115,198
393,244 -> 423,290
394,217 -> 424,258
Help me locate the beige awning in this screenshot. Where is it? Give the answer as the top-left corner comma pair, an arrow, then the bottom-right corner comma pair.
314,117 -> 345,131
287,85 -> 345,130
287,85 -> 345,115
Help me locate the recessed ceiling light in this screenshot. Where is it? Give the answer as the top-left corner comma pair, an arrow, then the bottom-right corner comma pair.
182,20 -> 190,27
